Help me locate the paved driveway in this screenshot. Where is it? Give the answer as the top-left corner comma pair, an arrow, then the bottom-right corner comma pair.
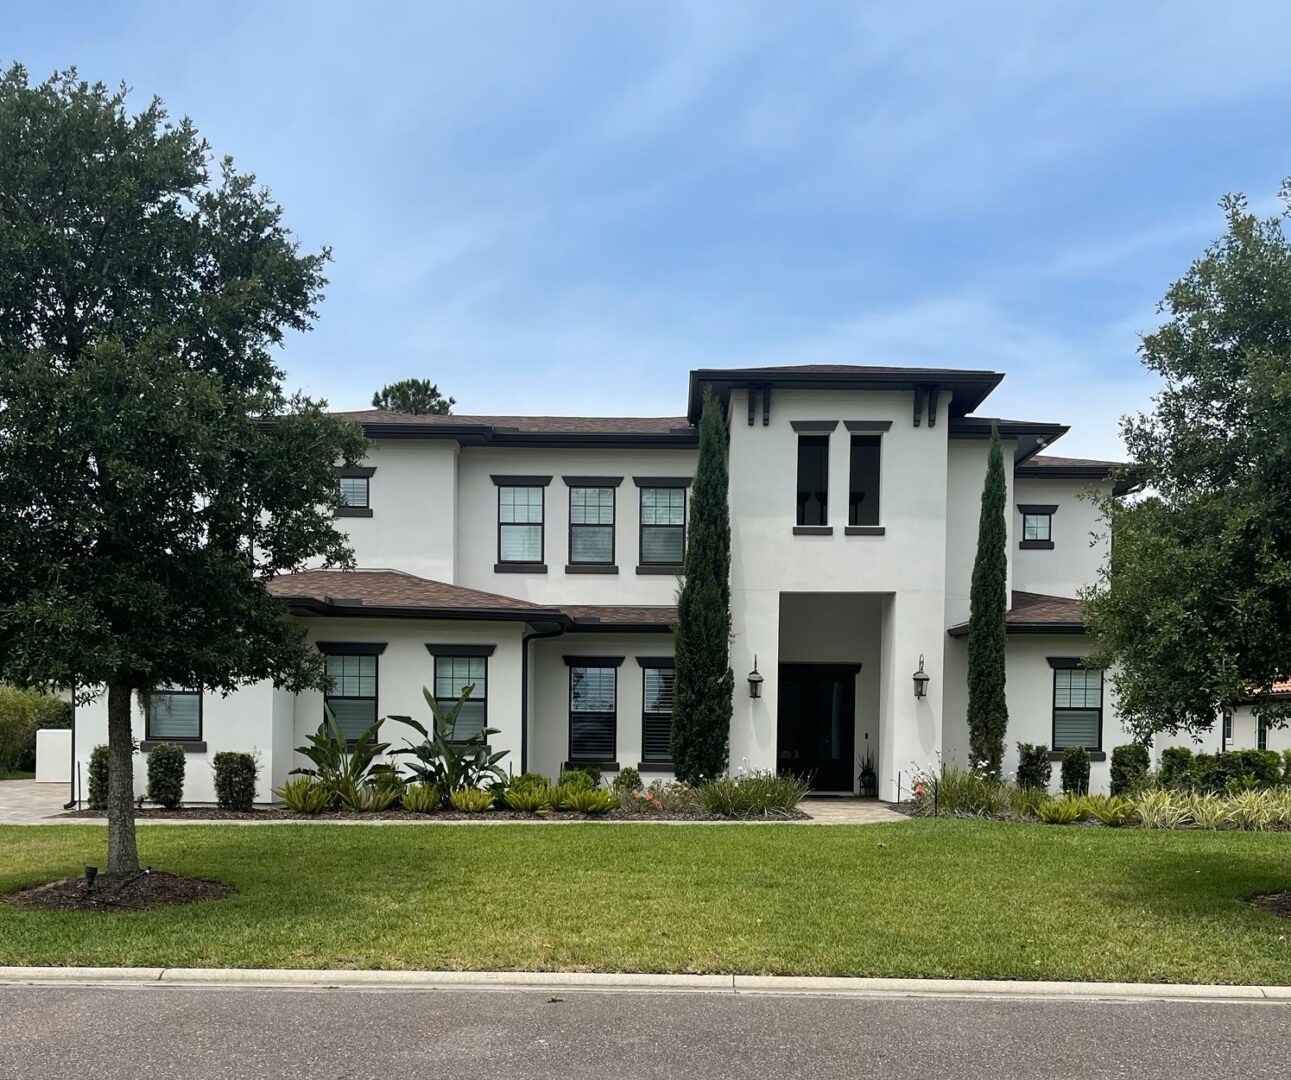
0,779 -> 69,823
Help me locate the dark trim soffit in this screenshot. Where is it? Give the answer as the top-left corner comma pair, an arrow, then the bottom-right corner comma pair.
844,420 -> 893,432
334,506 -> 374,518
1018,504 -> 1059,515
336,465 -> 377,478
563,655 -> 625,667
790,420 -> 839,432
562,475 -> 624,487
1046,656 -> 1103,669
426,643 -> 496,657
285,598 -> 558,624
632,476 -> 693,488
354,424 -> 698,449
491,474 -> 552,486
635,656 -> 675,669
316,641 -> 388,655
947,621 -> 1087,639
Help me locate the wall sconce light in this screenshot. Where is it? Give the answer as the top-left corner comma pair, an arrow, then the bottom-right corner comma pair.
748,655 -> 764,699
912,655 -> 930,699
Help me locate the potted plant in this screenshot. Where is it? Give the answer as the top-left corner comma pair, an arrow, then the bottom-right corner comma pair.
857,735 -> 877,797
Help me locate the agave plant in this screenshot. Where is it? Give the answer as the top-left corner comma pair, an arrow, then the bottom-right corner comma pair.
388,685 -> 510,805
290,705 -> 390,807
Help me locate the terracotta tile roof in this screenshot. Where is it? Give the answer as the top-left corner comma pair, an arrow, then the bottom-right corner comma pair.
267,569 -> 547,613
948,591 -> 1085,637
329,410 -> 692,435
563,605 -> 677,628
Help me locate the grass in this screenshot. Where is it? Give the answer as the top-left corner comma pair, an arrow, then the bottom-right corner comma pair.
1,820 -> 1290,983
0,771 -> 35,781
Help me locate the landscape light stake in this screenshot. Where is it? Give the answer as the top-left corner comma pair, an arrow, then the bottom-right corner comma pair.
84,866 -> 97,892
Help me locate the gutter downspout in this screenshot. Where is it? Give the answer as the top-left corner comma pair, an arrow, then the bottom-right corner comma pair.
521,621 -> 566,774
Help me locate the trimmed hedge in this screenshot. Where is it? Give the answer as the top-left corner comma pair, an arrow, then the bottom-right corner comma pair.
87,744 -> 110,811
1110,743 -> 1150,796
1015,742 -> 1051,790
146,742 -> 186,808
1060,745 -> 1090,795
0,685 -> 72,773
1158,746 -> 1283,793
212,751 -> 260,811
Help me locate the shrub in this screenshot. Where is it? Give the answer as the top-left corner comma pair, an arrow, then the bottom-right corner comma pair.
356,777 -> 402,813
568,787 -> 616,815
505,784 -> 552,812
611,766 -> 641,796
1008,784 -> 1048,818
1086,794 -> 1136,827
908,761 -> 1009,817
695,770 -> 810,817
145,742 -> 186,808
510,771 -> 551,794
1158,746 -> 1195,790
1226,790 -> 1276,830
274,776 -> 331,814
0,685 -> 72,773
291,706 -> 389,807
211,751 -> 260,811
1134,790 -> 1189,829
1200,749 -> 1283,793
1283,749 -> 1291,785
1015,743 -> 1051,790
87,744 -> 110,811
1060,746 -> 1090,795
619,779 -> 700,815
557,767 -> 600,791
391,686 -> 508,803
449,786 -> 494,813
401,782 -> 440,813
1109,744 -> 1150,796
1181,792 -> 1230,830
551,782 -> 584,811
1037,798 -> 1084,824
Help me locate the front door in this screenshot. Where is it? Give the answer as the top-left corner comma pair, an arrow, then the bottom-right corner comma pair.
777,663 -> 857,792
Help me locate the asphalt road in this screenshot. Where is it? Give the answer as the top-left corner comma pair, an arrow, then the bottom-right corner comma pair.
1,985 -> 1287,1080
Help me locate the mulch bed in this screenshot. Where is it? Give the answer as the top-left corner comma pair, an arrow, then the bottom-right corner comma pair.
5,870 -> 234,912
1249,893 -> 1291,919
61,805 -> 807,822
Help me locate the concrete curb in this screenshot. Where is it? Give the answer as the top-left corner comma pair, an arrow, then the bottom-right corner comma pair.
0,966 -> 1286,1002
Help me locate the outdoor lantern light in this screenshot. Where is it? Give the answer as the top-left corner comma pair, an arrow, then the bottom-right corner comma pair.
748,655 -> 764,699
912,655 -> 930,699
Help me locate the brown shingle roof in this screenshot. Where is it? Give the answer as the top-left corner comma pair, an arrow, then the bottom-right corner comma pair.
948,590 -> 1085,637
330,410 -> 692,435
1022,454 -> 1124,470
267,569 -> 548,614
563,605 -> 677,629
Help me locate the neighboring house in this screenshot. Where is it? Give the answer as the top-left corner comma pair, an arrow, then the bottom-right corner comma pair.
75,364 -> 1149,801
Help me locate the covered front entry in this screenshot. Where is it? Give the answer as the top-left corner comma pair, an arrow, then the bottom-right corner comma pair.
777,663 -> 857,791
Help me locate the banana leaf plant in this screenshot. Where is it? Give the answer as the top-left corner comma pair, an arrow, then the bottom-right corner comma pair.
290,703 -> 391,807
388,684 -> 509,804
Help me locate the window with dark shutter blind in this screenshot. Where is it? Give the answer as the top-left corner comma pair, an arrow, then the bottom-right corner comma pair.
642,667 -> 674,763
569,666 -> 616,761
1052,667 -> 1101,749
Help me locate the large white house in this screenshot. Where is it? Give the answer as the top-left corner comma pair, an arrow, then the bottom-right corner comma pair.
76,362 -> 1200,803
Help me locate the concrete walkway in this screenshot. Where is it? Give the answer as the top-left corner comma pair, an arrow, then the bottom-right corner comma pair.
0,780 -> 905,826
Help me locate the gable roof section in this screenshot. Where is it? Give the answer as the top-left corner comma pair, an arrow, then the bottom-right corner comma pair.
1016,454 -> 1138,495
688,364 -> 1004,423
327,411 -> 697,448
947,590 -> 1085,638
948,416 -> 1070,464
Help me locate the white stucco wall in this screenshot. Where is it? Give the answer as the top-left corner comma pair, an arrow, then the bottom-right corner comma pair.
726,387 -> 950,797
1011,477 -> 1111,599
529,632 -> 676,780
454,447 -> 697,604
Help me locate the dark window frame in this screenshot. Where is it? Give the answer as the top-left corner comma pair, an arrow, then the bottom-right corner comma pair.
638,657 -> 675,767
565,655 -> 623,764
1048,657 -> 1103,751
429,646 -> 490,744
321,647 -> 381,748
1258,716 -> 1268,751
496,483 -> 547,567
335,466 -> 376,518
145,685 -> 203,742
1019,504 -> 1058,550
568,484 -> 617,567
796,433 -> 830,527
847,433 -> 883,528
638,485 -> 687,568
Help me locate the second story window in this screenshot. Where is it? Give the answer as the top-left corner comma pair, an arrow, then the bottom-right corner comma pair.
498,485 -> 545,564
796,435 -> 829,526
569,486 -> 616,566
848,435 -> 882,527
339,475 -> 369,508
640,487 -> 686,566
335,466 -> 375,518
1019,504 -> 1057,549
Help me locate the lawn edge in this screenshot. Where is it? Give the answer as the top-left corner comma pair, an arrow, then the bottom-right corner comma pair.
0,966 -> 1285,1002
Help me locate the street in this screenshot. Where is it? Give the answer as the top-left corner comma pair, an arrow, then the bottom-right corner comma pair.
0,984 -> 1286,1080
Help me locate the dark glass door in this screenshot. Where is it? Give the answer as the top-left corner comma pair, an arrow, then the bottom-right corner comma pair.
777,664 -> 857,791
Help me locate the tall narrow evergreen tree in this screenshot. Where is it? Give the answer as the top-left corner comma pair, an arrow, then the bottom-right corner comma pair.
671,386 -> 734,782
966,427 -> 1009,775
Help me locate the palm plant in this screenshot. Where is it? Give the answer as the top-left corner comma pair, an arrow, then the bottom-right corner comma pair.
389,685 -> 509,805
290,705 -> 390,807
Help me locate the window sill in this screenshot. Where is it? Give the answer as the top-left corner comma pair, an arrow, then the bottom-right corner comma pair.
845,526 -> 885,536
334,506 -> 373,518
639,759 -> 674,770
140,740 -> 207,753
1048,750 -> 1106,762
495,562 -> 548,574
636,565 -> 682,575
562,761 -> 621,772
792,526 -> 833,536
565,564 -> 618,574
1020,540 -> 1054,550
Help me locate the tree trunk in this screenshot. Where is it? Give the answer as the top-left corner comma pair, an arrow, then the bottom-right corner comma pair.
106,682 -> 139,873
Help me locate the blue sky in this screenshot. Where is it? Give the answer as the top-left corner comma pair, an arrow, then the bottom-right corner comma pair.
7,1 -> 1291,457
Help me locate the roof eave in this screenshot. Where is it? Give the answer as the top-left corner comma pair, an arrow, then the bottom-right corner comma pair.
947,620 -> 1087,639
281,597 -> 565,624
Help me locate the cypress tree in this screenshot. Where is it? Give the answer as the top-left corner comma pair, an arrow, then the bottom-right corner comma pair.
672,386 -> 734,782
966,426 -> 1009,775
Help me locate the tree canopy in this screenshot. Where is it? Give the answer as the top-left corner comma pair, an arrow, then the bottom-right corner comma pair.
966,427 -> 1009,774
0,65 -> 366,869
372,377 -> 454,415
1085,183 -> 1291,740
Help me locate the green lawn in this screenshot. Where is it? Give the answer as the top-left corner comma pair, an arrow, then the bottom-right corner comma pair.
1,820 -> 1289,983
0,771 -> 35,781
